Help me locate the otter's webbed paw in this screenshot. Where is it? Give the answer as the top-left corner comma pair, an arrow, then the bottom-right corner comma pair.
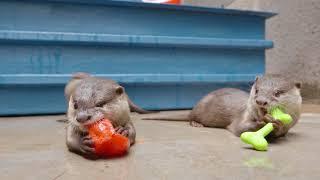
80,135 -> 96,156
254,118 -> 267,128
263,114 -> 286,137
115,126 -> 130,137
115,124 -> 136,145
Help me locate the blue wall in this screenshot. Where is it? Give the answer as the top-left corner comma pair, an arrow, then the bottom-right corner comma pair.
0,0 -> 274,115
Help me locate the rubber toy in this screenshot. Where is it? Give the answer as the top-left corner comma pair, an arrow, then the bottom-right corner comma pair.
240,107 -> 293,151
86,118 -> 130,157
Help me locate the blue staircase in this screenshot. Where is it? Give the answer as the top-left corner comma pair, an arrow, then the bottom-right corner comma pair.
0,0 -> 275,115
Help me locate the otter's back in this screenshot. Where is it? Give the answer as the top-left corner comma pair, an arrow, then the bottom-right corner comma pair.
189,88 -> 249,127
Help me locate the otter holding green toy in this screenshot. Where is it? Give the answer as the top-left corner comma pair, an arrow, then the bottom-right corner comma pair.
241,107 -> 293,151
143,75 -> 302,147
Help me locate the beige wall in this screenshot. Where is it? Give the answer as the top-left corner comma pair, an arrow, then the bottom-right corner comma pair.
185,0 -> 320,104
183,0 -> 234,7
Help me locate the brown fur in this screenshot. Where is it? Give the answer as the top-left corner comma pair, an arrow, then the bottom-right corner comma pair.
65,73 -> 150,158
143,74 -> 302,138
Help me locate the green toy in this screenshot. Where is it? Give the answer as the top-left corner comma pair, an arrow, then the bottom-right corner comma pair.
240,107 -> 293,151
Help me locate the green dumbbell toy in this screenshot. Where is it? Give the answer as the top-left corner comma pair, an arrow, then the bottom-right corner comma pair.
240,107 -> 292,151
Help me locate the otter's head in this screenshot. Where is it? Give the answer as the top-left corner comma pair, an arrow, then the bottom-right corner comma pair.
67,78 -> 125,127
250,74 -> 302,117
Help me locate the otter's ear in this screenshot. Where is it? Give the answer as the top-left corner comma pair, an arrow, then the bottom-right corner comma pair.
72,72 -> 91,79
295,82 -> 302,89
255,76 -> 262,83
115,86 -> 124,95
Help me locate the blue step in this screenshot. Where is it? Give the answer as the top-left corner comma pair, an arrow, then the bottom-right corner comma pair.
0,0 -> 275,115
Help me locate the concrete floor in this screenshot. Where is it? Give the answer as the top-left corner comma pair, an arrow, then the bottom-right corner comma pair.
0,111 -> 320,180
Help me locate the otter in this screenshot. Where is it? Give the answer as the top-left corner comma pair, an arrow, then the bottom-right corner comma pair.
143,74 -> 302,138
65,73 -> 150,158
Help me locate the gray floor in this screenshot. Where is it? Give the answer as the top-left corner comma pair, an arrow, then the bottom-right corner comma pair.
0,111 -> 320,180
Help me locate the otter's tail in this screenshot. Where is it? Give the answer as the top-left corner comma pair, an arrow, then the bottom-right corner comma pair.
127,97 -> 155,114
141,110 -> 190,121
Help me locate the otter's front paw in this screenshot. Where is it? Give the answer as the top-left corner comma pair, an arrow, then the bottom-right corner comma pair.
263,114 -> 286,137
255,119 -> 267,128
80,135 -> 96,156
115,126 -> 129,137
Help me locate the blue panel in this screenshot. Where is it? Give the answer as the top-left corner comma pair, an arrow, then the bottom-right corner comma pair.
0,81 -> 255,115
0,0 -> 274,115
125,82 -> 254,109
0,1 -> 268,39
0,45 -> 264,74
36,0 -> 276,18
0,74 -> 261,85
0,85 -> 66,115
0,31 -> 273,49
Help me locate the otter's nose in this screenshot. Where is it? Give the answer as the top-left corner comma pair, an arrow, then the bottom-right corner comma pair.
76,112 -> 91,123
256,99 -> 268,106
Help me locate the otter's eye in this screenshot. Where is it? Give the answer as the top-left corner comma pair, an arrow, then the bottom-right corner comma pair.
74,102 -> 78,109
274,90 -> 284,97
255,89 -> 259,94
96,101 -> 107,108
